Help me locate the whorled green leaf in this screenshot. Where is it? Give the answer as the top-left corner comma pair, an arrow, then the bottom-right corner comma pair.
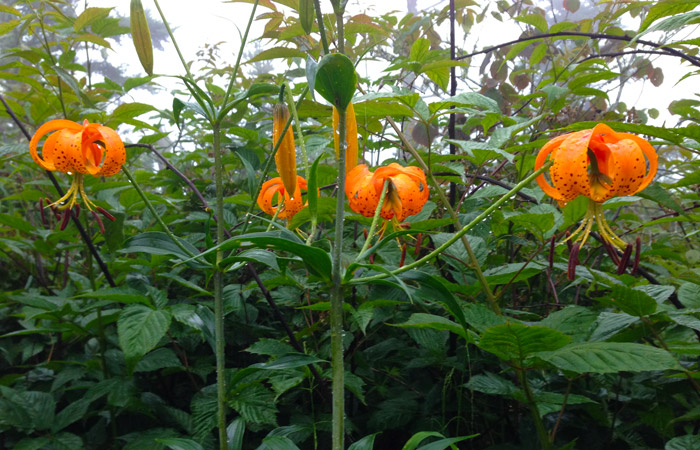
130,0 -> 153,76
314,53 -> 357,110
536,342 -> 681,374
478,322 -> 570,365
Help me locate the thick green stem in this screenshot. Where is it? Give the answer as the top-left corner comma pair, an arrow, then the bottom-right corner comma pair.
517,368 -> 552,450
331,6 -> 348,448
349,161 -> 552,285
354,179 -> 389,262
212,125 -> 227,450
331,107 -> 347,450
385,116 -> 501,314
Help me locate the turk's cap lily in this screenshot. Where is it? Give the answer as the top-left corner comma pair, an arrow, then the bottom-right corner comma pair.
30,119 -> 126,177
257,175 -> 308,220
535,123 -> 657,206
345,163 -> 429,222
29,119 -> 125,233
535,123 -> 659,279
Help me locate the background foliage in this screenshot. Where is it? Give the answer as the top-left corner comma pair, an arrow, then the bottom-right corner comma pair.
2,0 -> 700,449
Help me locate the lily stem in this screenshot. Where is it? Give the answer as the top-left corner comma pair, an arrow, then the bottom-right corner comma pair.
211,124 -> 228,450
517,367 -> 552,450
354,179 -> 390,263
385,116 -> 501,314
122,166 -> 204,263
331,106 -> 347,450
331,6 -> 348,449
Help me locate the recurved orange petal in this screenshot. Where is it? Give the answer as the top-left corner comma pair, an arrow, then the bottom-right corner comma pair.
535,133 -> 570,203
29,119 -> 82,171
256,176 -> 308,220
346,164 -> 380,217
85,124 -> 126,177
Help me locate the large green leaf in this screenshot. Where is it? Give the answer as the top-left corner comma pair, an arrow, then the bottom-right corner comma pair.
182,231 -> 331,280
313,53 -> 357,110
478,323 -> 570,365
117,304 -> 172,371
348,433 -> 379,450
608,285 -> 657,317
121,231 -> 208,267
537,342 -> 681,374
394,313 -> 470,341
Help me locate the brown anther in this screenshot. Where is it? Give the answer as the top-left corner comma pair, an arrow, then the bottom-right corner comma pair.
617,243 -> 633,275
414,232 -> 423,257
565,231 -> 573,252
96,206 -> 116,221
91,210 -> 106,234
363,228 -> 368,240
399,243 -> 407,267
60,208 -> 71,231
568,242 -> 581,281
632,236 -> 641,274
72,204 -> 81,218
603,241 -> 620,265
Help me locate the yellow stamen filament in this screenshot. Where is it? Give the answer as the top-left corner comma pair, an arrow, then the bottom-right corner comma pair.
594,202 -> 627,251
47,174 -> 98,212
564,200 -> 628,251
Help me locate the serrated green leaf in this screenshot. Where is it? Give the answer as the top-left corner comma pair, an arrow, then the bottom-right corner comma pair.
479,323 -> 570,365
394,313 -> 469,341
117,304 -> 172,370
609,285 -> 657,317
537,342 -> 680,374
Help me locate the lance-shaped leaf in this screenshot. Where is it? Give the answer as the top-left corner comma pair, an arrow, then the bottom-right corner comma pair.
299,0 -> 314,34
130,0 -> 153,76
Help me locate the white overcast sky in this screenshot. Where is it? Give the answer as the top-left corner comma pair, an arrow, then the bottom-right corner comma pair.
106,0 -> 698,126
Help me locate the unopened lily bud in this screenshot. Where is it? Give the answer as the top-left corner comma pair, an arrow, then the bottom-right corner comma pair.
273,103 -> 298,199
333,101 -> 358,174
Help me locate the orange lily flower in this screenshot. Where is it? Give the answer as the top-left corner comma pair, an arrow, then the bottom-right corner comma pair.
345,163 -> 429,222
30,119 -> 126,232
534,123 -> 658,277
257,175 -> 308,220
